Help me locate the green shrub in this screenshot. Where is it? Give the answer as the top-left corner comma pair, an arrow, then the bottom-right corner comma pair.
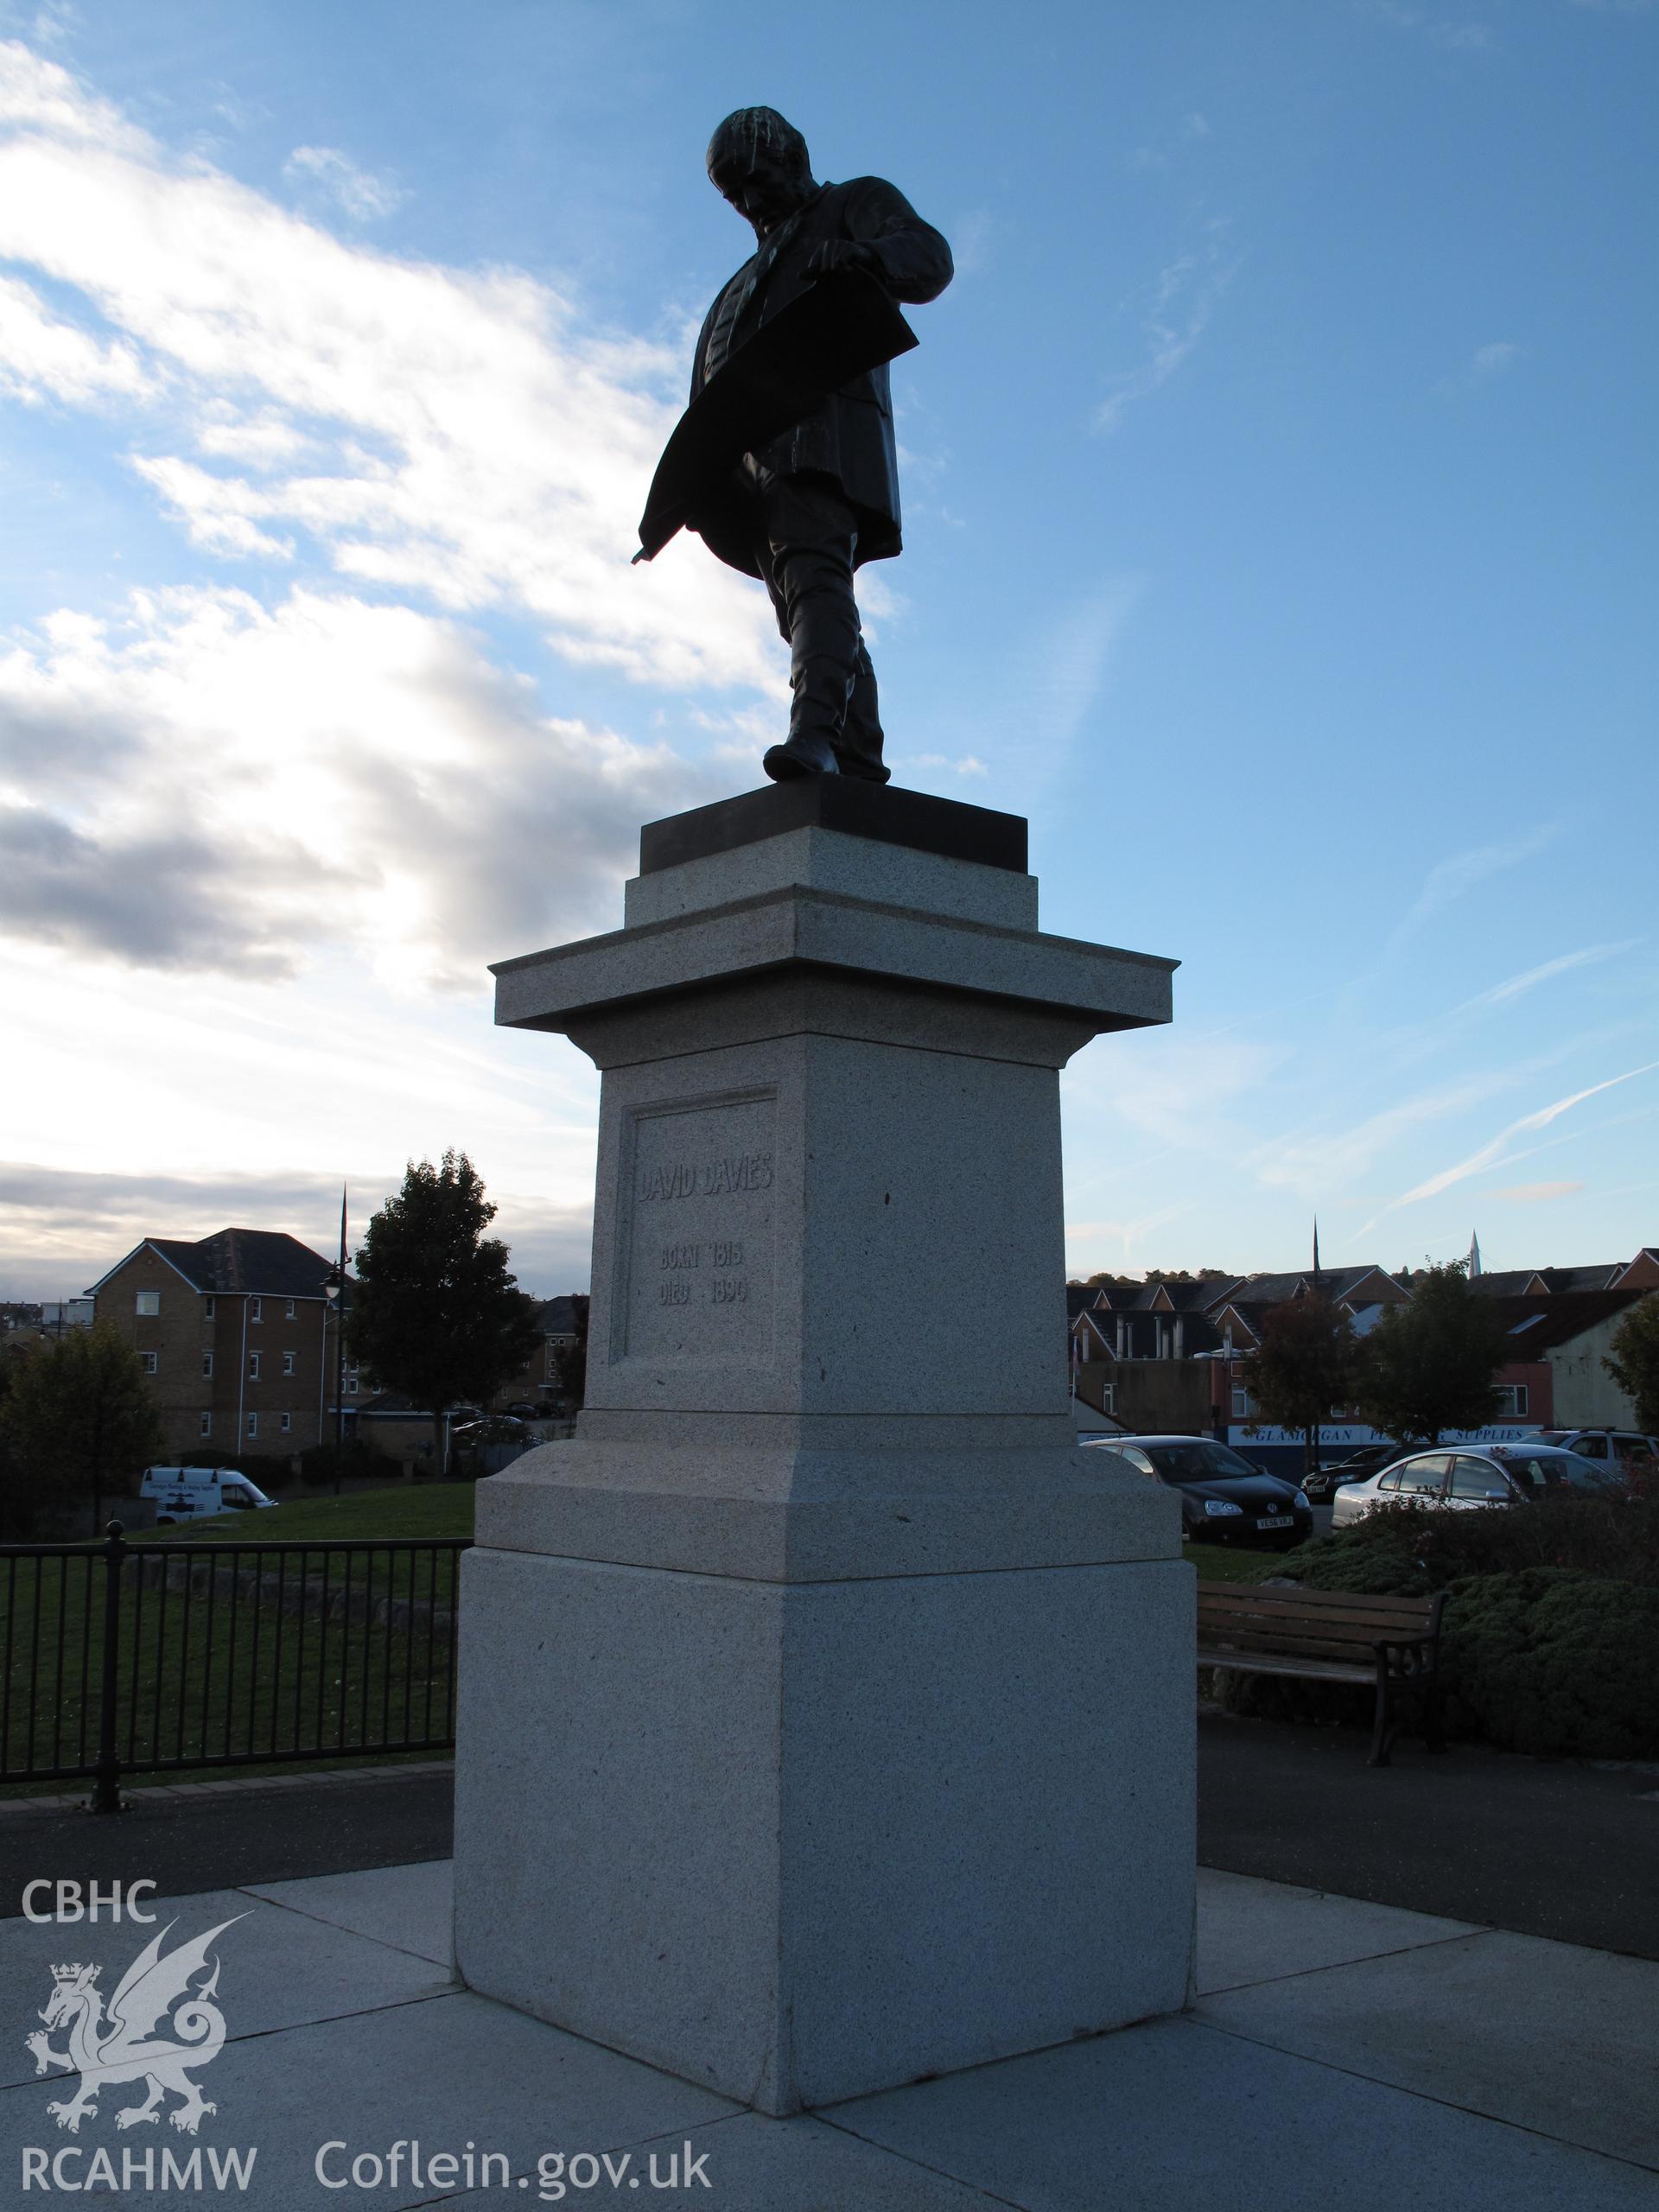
1207,1558 -> 1659,1758
1442,1567 -> 1659,1760
1275,1480 -> 1659,1597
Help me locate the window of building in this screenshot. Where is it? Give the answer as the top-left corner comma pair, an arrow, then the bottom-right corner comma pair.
1492,1383 -> 1529,1418
250,1297 -> 263,1323
283,1351 -> 296,1376
201,1351 -> 213,1379
246,1412 -> 258,1438
139,1351 -> 157,1376
136,1290 -> 160,1316
285,1299 -> 296,1319
1099,1384 -> 1116,1413
203,1296 -> 215,1319
347,1372 -> 359,1395
248,1351 -> 261,1381
279,1412 -> 292,1434
1230,1385 -> 1257,1420
200,1412 -> 213,1438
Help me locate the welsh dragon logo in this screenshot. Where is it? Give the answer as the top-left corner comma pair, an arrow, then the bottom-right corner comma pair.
26,1916 -> 244,2136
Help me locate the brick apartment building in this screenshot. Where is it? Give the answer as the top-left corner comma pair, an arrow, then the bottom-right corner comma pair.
89,1229 -> 356,1462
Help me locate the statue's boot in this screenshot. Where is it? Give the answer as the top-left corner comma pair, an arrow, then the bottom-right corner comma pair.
833,646 -> 889,784
763,734 -> 839,780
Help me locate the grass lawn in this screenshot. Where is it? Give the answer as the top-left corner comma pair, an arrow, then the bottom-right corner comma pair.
1182,1541 -> 1291,1584
2,1490 -> 469,1796
137,1483 -> 476,1545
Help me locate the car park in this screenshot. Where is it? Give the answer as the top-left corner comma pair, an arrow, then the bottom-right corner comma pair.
1330,1443 -> 1618,1528
1301,1443 -> 1404,1502
1536,1427 -> 1659,1468
138,1465 -> 278,1523
1084,1433 -> 1313,1548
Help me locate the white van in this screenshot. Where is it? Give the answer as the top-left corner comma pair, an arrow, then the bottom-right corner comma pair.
139,1466 -> 279,1523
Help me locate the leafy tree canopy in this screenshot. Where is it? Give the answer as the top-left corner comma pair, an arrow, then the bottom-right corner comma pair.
1604,1293 -> 1659,1432
1354,1262 -> 1509,1446
1239,1296 -> 1361,1434
0,1322 -> 163,1536
348,1151 -> 543,1466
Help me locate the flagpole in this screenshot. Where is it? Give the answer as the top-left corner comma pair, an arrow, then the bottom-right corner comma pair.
333,1185 -> 347,1496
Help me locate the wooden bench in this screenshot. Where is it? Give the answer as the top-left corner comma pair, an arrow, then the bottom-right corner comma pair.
1197,1582 -> 1446,1766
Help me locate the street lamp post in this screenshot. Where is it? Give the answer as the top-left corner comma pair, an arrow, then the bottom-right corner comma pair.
322,1270 -> 346,1496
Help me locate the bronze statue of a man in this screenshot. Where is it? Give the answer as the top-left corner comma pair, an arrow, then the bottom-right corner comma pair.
660,109 -> 953,785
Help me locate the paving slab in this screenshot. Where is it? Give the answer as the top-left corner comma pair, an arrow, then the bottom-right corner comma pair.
1196,1865 -> 1483,1994
831,2012 -> 1659,2212
243,1859 -> 453,1966
1198,1926 -> 1659,2171
433,2111 -> 1015,2211
0,1989 -> 737,2210
0,1886 -> 452,2092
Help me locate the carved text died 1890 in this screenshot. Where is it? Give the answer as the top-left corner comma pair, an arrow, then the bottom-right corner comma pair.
620,1093 -> 777,1362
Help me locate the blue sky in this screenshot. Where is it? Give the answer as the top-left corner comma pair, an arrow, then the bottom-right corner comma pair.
0,0 -> 1653,1298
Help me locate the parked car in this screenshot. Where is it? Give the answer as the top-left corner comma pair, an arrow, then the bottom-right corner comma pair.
139,1465 -> 278,1523
1084,1433 -> 1313,1549
1536,1428 -> 1659,1469
451,1416 -> 537,1448
1330,1443 -> 1618,1528
1301,1444 -> 1404,1502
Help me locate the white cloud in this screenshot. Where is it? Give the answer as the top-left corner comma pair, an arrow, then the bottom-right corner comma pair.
1469,340 -> 1522,376
1357,1061 -> 1659,1228
1382,826 -> 1557,958
1449,940 -> 1637,1015
283,143 -> 406,221
0,270 -> 154,403
0,584 -> 719,986
1489,1181 -> 1584,1202
1251,1077 -> 1505,1201
0,40 -> 777,694
1096,224 -> 1235,433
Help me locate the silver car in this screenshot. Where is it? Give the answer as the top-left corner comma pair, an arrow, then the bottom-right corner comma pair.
1330,1443 -> 1616,1527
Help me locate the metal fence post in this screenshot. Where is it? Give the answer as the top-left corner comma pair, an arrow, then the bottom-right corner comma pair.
89,1521 -> 125,1815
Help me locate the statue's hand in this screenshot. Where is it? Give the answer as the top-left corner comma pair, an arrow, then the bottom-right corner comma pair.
804,239 -> 875,283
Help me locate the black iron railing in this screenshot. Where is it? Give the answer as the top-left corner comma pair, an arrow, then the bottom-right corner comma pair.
0,1525 -> 471,1811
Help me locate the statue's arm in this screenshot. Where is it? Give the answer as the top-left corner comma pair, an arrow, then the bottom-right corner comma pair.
838,177 -> 954,307
688,297 -> 721,402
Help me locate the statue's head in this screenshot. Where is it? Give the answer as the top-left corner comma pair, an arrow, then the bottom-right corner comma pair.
706,107 -> 815,236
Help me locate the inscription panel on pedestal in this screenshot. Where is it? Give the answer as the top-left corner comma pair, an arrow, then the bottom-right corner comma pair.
618,1090 -> 776,1363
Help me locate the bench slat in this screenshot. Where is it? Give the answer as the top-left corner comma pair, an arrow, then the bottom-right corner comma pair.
1198,1649 -> 1376,1687
1201,1632 -> 1406,1666
1185,1583 -> 1433,1618
1197,1609 -> 1429,1643
1197,1585 -> 1433,1623
1198,1614 -> 1431,1640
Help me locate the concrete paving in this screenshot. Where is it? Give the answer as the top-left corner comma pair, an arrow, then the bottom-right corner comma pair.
3,1859 -> 1653,2209
1199,1710 -> 1659,1958
242,1858 -> 454,1967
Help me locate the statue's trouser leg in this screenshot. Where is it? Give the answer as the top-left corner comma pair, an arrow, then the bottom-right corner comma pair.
760,474 -> 886,779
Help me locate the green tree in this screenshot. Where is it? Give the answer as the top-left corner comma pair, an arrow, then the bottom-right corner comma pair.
0,1323 -> 163,1536
1604,1293 -> 1659,1431
1239,1296 -> 1362,1473
1353,1263 -> 1510,1446
348,1151 -> 543,1473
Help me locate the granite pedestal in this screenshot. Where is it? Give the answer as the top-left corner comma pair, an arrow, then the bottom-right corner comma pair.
453,781 -> 1192,2114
